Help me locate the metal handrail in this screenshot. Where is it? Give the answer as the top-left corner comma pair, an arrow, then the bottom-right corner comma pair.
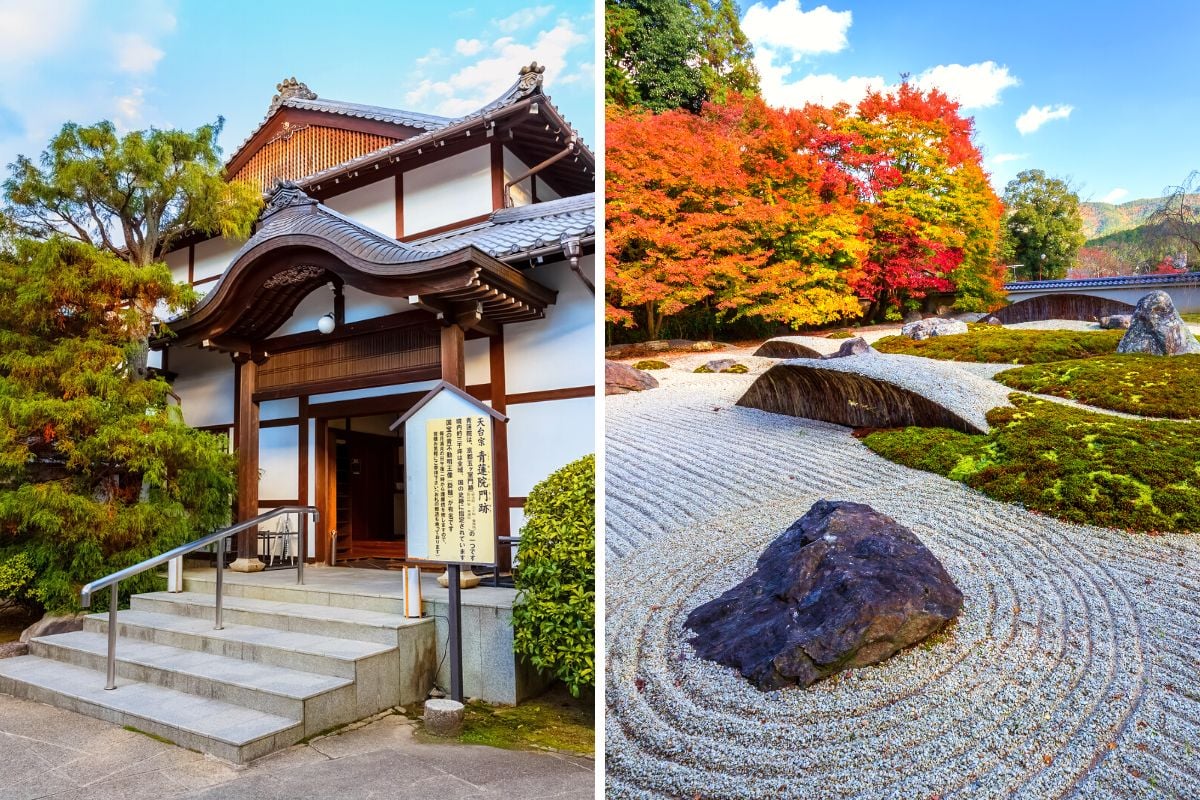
80,505 -> 318,690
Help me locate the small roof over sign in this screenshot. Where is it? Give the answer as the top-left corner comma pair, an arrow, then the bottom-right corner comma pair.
390,381 -> 508,431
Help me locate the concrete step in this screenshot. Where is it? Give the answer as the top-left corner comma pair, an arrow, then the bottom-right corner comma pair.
0,655 -> 302,764
30,630 -> 357,737
133,591 -> 421,645
131,592 -> 436,703
183,573 -> 407,614
83,609 -> 395,680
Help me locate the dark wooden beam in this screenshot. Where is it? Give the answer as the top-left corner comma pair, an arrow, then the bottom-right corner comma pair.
490,331 -> 512,573
233,355 -> 263,571
440,324 -> 466,388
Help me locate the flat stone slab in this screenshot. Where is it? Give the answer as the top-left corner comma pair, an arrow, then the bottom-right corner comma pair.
737,352 -> 1013,433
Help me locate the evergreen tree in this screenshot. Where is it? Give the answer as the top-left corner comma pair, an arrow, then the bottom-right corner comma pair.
0,120 -> 259,612
605,0 -> 759,112
0,235 -> 236,612
1000,170 -> 1087,281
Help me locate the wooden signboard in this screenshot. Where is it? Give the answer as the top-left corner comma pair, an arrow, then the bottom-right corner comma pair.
425,414 -> 496,565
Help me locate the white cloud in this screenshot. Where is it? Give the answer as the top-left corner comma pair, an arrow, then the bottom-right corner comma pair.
742,0 -> 851,57
988,152 -> 1027,165
755,49 -> 884,109
1016,103 -> 1073,135
0,0 -> 86,65
115,33 -> 164,73
493,5 -> 552,33
406,18 -> 587,117
1100,187 -> 1129,204
913,61 -> 1018,109
114,87 -> 145,128
455,38 -> 484,56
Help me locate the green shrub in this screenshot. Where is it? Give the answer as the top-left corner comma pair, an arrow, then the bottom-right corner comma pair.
512,454 -> 595,697
633,359 -> 669,370
827,330 -> 853,339
863,395 -> 1200,532
694,363 -> 748,374
996,354 -> 1200,419
874,328 -> 1122,363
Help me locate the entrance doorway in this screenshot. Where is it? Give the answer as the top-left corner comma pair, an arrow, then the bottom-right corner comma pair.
326,413 -> 406,563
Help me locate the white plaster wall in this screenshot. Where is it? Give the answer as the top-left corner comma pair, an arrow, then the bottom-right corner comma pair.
165,248 -> 189,283
323,176 -> 396,238
169,347 -> 234,427
535,177 -> 561,201
504,395 -> 594,497
504,147 -> 532,207
343,286 -> 414,323
503,255 -> 596,394
308,379 -> 441,406
259,425 -> 299,500
192,236 -> 243,282
403,145 -> 491,235
465,337 -> 490,385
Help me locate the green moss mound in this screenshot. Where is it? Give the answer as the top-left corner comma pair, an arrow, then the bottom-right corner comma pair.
874,328 -> 1122,363
632,359 -> 669,370
512,455 -> 595,697
694,363 -> 748,374
863,395 -> 1200,533
827,330 -> 853,339
997,354 -> 1200,419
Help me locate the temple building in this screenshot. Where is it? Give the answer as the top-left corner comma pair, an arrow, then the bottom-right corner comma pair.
155,63 -> 596,572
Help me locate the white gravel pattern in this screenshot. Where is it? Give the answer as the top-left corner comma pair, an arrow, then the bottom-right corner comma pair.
605,349 -> 1200,800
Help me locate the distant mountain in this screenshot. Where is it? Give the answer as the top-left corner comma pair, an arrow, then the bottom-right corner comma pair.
1079,194 -> 1200,239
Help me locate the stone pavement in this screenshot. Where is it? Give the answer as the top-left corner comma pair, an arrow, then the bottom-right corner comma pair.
0,693 -> 593,800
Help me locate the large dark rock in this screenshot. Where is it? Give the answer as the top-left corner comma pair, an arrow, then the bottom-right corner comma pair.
1100,314 -> 1132,330
1117,291 -> 1200,355
605,360 -> 659,395
685,500 -> 963,690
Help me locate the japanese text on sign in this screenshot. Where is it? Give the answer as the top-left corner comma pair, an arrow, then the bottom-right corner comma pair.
425,415 -> 496,565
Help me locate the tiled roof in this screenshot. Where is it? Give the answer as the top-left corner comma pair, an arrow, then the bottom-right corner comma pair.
1005,272 -> 1200,291
406,193 -> 596,260
276,96 -> 450,130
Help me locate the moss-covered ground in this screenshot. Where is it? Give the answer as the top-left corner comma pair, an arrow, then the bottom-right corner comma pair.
996,355 -> 1200,419
414,685 -> 594,754
862,394 -> 1200,533
874,328 -> 1122,363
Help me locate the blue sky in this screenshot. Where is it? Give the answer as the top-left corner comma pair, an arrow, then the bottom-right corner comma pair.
0,0 -> 595,178
740,0 -> 1199,204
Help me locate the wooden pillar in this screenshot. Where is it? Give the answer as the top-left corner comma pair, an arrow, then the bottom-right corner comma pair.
440,323 -> 465,388
232,353 -> 264,572
489,330 -> 512,574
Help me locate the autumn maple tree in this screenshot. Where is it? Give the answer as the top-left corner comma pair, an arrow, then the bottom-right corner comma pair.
606,95 -> 865,338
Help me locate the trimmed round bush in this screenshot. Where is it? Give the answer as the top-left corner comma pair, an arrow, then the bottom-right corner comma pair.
512,454 -> 595,697
633,359 -> 669,370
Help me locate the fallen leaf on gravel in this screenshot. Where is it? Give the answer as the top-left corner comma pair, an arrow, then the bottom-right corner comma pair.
1043,755 -> 1053,766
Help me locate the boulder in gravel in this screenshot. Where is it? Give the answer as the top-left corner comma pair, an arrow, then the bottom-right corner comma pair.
20,613 -> 85,643
1100,314 -> 1132,330
694,359 -> 747,373
903,310 -> 923,324
692,340 -> 718,352
822,337 -> 872,359
981,315 -> 1003,326
0,641 -> 28,659
605,360 -> 659,395
685,500 -> 963,690
1116,291 -> 1200,355
901,317 -> 968,340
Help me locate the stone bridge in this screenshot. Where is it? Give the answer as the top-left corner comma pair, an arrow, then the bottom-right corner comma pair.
998,272 -> 1200,323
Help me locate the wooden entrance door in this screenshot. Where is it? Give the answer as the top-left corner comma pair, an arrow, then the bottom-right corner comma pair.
330,429 -> 405,561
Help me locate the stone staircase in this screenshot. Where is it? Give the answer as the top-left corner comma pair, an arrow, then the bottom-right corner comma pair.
0,585 -> 435,764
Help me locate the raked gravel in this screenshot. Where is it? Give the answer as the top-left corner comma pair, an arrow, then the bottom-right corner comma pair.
605,346 -> 1200,800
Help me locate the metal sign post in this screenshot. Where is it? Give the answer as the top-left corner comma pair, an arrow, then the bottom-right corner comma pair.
392,381 -> 508,705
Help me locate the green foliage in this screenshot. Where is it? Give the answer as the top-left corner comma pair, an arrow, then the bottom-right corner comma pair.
633,359 -> 670,370
512,455 -> 596,698
874,328 -> 1122,363
693,362 -> 747,373
0,237 -> 236,612
863,395 -> 1200,532
4,120 -> 261,270
605,0 -> 758,112
999,169 -> 1087,281
826,330 -> 854,339
996,354 -> 1200,419
423,686 -> 594,754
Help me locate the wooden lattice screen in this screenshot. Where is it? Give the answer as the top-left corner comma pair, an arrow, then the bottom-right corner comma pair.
256,324 -> 440,399
233,125 -> 399,191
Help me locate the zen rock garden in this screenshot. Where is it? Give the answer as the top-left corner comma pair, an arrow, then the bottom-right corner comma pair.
606,289 -> 1200,799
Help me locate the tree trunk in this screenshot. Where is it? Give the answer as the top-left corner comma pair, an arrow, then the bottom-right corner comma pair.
645,302 -> 661,341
